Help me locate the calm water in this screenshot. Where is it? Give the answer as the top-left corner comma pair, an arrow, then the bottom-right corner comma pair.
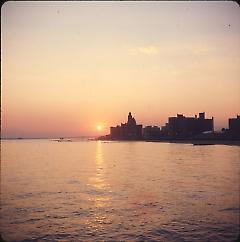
1,140 -> 239,241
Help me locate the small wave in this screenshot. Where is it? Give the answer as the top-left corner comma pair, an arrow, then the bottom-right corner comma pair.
67,180 -> 81,184
152,227 -> 187,242
219,207 -> 240,212
15,193 -> 34,199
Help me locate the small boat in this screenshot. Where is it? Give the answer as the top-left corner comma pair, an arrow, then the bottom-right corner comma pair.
51,138 -> 72,142
193,143 -> 215,146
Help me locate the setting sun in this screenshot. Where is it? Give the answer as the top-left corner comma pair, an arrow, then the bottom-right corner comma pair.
97,125 -> 103,131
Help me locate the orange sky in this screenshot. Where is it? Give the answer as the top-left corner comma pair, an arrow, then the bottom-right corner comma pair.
1,1 -> 240,138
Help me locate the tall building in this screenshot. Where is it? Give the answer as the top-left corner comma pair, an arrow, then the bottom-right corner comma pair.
110,112 -> 142,140
163,112 -> 214,138
229,115 -> 240,134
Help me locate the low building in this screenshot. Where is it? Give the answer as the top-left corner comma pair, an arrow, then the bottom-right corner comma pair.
143,126 -> 161,139
110,112 -> 142,140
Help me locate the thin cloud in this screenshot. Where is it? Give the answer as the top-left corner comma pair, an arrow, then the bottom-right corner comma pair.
130,46 -> 159,56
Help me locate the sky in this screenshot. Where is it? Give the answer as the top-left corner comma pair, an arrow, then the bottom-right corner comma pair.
1,1 -> 240,138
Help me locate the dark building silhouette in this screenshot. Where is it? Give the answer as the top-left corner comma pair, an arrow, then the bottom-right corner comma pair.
162,112 -> 214,138
98,112 -> 240,142
229,115 -> 240,136
143,126 -> 161,139
110,112 -> 142,140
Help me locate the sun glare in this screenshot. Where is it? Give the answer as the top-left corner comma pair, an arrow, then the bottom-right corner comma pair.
97,125 -> 102,131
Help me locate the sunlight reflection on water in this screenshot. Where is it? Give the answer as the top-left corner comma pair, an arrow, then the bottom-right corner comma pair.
87,141 -> 113,232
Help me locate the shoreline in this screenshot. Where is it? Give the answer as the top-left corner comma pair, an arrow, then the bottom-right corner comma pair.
98,138 -> 240,146
145,139 -> 240,146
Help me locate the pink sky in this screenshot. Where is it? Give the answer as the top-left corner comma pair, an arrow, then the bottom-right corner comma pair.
1,1 -> 240,138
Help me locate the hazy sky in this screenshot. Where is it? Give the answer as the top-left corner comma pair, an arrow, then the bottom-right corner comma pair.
1,1 -> 240,137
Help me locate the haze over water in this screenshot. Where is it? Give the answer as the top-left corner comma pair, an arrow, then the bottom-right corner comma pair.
1,140 -> 239,241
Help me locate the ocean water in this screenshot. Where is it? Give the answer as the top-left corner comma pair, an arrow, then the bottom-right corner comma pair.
1,139 -> 239,242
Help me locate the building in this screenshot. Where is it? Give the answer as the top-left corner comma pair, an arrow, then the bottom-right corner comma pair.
162,112 -> 214,138
110,112 -> 142,140
229,115 -> 240,135
143,126 -> 161,139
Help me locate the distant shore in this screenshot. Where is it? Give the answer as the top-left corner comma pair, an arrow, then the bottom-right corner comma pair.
1,137 -> 240,146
